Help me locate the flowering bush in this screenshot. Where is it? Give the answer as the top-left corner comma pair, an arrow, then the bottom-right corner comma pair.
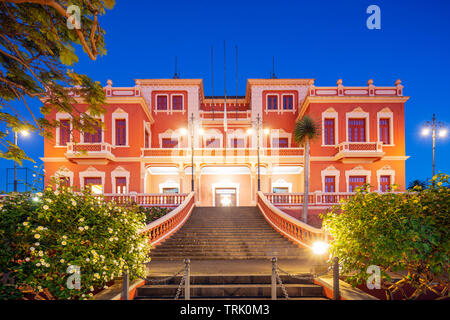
137,206 -> 171,224
0,186 -> 151,300
322,173 -> 450,300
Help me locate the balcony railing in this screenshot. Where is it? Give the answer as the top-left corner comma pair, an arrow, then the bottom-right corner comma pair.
103,193 -> 188,207
65,142 -> 115,162
334,141 -> 384,162
265,191 -> 403,206
141,147 -> 304,158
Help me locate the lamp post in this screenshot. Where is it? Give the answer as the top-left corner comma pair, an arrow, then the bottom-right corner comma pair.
421,114 -> 447,177
189,113 -> 195,192
7,129 -> 30,192
248,114 -> 269,192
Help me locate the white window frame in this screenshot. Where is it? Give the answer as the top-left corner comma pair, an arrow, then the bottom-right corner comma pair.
271,178 -> 292,193
321,166 -> 340,192
345,166 -> 371,192
322,108 -> 338,146
346,108 -> 370,142
376,166 -> 395,192
54,166 -> 74,186
227,129 -> 247,148
112,109 -> 129,147
270,129 -> 291,148
377,109 -> 394,146
55,112 -> 72,147
265,94 -> 279,113
159,180 -> 180,193
159,129 -> 183,148
202,129 -> 223,148
80,114 -> 104,144
111,166 -> 130,194
155,94 -> 169,113
143,121 -> 151,149
171,94 -> 185,114
281,93 -> 295,112
79,166 -> 105,192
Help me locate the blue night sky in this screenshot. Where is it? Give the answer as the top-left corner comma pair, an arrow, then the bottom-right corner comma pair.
1,0 -> 449,190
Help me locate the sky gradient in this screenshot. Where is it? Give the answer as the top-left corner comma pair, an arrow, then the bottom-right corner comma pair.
1,0 -> 449,191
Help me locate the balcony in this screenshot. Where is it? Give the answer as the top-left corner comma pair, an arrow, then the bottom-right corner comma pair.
141,147 -> 304,164
334,141 -> 384,163
65,142 -> 115,164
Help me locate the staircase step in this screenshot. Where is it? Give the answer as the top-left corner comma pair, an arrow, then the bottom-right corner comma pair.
136,283 -> 324,298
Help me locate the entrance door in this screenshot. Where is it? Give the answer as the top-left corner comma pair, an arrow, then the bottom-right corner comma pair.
214,188 -> 237,207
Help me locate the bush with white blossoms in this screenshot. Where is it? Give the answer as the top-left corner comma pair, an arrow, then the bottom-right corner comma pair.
0,186 -> 151,300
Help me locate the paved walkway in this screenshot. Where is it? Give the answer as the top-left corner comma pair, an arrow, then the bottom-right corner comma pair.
147,257 -> 328,276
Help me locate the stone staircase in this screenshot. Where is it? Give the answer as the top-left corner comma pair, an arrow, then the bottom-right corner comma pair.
149,206 -> 308,260
135,275 -> 327,300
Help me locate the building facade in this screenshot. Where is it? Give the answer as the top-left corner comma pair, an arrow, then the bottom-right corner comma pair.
42,77 -> 409,212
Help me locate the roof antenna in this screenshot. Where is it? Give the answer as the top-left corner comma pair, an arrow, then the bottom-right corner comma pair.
271,56 -> 277,79
173,56 -> 179,79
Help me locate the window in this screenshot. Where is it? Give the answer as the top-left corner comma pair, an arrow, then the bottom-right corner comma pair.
59,119 -> 71,146
206,138 -> 220,148
172,96 -> 183,110
348,118 -> 366,142
283,95 -> 293,110
349,176 -> 366,192
115,177 -> 127,194
163,187 -> 179,194
84,120 -> 102,143
272,137 -> 289,148
379,118 -> 390,144
84,177 -> 102,194
380,175 -> 391,192
273,187 -> 289,193
267,95 -> 278,110
59,176 -> 70,187
115,119 -> 126,146
157,96 -> 168,110
162,138 -> 178,148
231,138 -> 244,148
324,118 -> 335,145
145,130 -> 150,148
324,176 -> 336,193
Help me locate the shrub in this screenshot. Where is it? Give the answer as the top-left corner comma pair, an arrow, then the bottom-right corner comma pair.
0,186 -> 151,300
137,206 -> 171,224
322,173 -> 449,300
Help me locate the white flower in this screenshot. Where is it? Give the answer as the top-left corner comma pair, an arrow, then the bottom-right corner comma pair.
43,205 -> 49,210
61,241 -> 67,246
30,247 -> 35,251
34,242 -> 40,246
78,227 -> 84,232
34,234 -> 41,239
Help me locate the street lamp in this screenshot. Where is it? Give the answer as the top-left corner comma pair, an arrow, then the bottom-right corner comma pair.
7,129 -> 30,192
182,113 -> 197,192
248,114 -> 269,192
421,114 -> 447,177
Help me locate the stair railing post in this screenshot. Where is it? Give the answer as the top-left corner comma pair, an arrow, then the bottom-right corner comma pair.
271,257 -> 277,300
185,258 -> 191,300
333,257 -> 340,300
122,270 -> 129,300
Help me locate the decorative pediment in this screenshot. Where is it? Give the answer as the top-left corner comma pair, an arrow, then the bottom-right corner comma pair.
56,166 -> 72,174
112,166 -> 129,174
352,165 -> 365,171
351,107 -> 365,113
324,107 -> 337,113
379,107 -> 392,113
112,107 -> 127,114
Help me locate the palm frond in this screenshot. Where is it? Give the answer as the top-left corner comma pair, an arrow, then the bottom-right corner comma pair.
294,115 -> 320,145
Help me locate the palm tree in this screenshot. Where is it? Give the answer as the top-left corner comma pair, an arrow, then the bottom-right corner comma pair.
407,179 -> 427,190
294,115 -> 320,223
